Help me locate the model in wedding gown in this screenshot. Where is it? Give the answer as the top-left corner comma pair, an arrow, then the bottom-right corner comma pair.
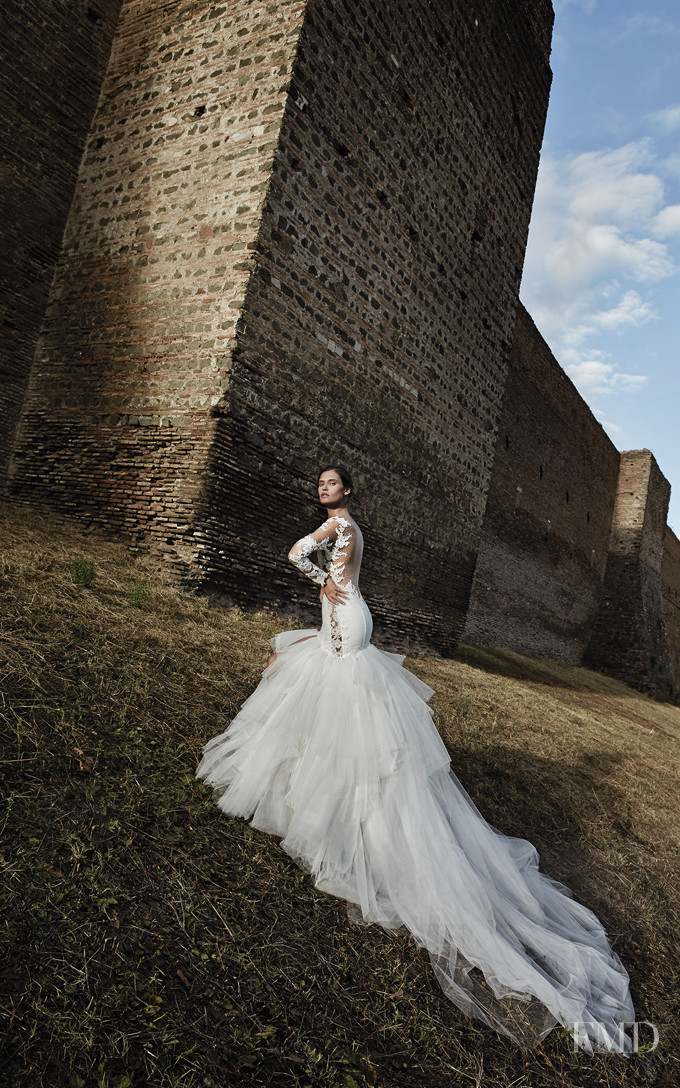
195,466 -> 636,1056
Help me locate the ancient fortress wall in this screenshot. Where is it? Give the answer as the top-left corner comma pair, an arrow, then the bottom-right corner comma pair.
662,527 -> 680,689
2,1 -> 679,697
3,0 -> 554,652
0,0 -> 123,488
586,451 -> 675,699
190,0 -> 554,648
5,0 -> 310,552
462,309 -> 679,700
463,305 -> 620,664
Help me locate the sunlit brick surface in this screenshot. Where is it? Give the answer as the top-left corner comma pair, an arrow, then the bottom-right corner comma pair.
5,0 -> 553,652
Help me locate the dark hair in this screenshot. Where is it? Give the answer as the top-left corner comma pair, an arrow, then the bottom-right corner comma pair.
317,464 -> 354,500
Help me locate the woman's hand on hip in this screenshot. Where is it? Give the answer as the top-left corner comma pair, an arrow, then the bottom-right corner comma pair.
321,578 -> 349,605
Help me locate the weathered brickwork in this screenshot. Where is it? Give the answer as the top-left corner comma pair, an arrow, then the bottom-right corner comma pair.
586,451 -> 675,700
463,305 -> 620,663
6,2 -> 680,696
662,527 -> 680,690
0,0 -> 122,488
5,0 -> 309,545
188,0 -> 555,650
4,0 -> 554,653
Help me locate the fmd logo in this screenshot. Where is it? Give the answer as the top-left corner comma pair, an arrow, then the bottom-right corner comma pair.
571,1020 -> 660,1055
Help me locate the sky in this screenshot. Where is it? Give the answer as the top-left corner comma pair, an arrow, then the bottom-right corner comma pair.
519,0 -> 680,529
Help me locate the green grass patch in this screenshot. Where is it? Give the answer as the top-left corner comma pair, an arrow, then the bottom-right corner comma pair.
69,556 -> 96,587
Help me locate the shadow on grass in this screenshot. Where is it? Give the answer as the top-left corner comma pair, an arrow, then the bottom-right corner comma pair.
2,712 -> 670,1088
451,642 -> 642,700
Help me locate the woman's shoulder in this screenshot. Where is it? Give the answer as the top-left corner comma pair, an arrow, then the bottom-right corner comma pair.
321,514 -> 357,531
320,515 -> 361,545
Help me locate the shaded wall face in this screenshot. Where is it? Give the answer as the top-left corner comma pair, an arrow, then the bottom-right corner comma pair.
662,527 -> 680,693
0,0 -> 122,488
463,305 -> 620,664
193,0 -> 554,651
586,451 -> 675,699
5,0 -> 308,556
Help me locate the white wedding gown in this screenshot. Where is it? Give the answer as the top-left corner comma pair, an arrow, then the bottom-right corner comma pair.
196,515 -> 636,1055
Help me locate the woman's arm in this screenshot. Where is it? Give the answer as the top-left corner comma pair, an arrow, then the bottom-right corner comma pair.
288,517 -> 348,603
287,519 -> 337,585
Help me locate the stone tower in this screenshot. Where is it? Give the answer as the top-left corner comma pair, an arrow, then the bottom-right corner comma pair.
2,0 -> 554,650
587,450 -> 676,699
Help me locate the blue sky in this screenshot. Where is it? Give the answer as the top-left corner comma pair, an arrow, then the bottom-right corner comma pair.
520,0 -> 680,529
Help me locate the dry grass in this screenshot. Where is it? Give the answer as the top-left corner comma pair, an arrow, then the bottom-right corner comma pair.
0,500 -> 678,1088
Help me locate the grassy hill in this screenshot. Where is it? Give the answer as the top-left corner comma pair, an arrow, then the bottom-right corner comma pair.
1,500 -> 678,1088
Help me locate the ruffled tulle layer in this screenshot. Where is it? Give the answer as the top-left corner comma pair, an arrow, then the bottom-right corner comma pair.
195,629 -> 636,1056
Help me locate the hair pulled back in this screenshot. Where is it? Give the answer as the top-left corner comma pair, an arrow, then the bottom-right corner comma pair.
317,464 -> 354,501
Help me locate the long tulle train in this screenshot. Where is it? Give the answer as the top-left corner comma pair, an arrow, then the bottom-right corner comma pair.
195,629 -> 636,1055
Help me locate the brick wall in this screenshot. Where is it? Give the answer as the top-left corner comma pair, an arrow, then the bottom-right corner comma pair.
0,0 -> 122,488
463,305 -> 620,663
4,1 -> 680,697
586,451 -> 675,699
5,0 -> 554,653
5,0 -> 308,549
188,0 -> 555,650
662,526 -> 680,692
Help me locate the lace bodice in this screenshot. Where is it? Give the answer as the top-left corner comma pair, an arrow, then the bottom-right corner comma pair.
288,515 -> 363,596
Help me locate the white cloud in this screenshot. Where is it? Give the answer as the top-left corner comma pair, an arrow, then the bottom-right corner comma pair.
652,205 -> 680,237
557,292 -> 656,355
567,145 -> 663,224
519,139 -> 680,436
565,357 -> 648,398
592,406 -> 622,436
588,290 -> 656,332
521,140 -> 675,363
543,224 -> 670,295
645,104 -> 680,133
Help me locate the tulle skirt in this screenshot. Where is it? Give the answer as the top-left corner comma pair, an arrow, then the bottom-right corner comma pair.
195,600 -> 636,1056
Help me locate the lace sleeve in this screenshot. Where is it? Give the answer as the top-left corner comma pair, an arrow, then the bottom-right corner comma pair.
288,518 -> 338,585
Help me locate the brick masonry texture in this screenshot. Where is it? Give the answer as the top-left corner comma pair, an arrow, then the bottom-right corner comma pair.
3,1 -> 680,697
586,451 -> 676,700
5,0 -> 309,554
178,0 -> 555,651
463,305 -> 620,664
662,526 -> 680,690
3,0 -> 554,654
0,0 -> 123,489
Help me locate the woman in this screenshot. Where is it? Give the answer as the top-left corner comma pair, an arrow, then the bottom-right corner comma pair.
195,466 -> 636,1056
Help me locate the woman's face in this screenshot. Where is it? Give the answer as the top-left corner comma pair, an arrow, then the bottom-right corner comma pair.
318,469 -> 349,509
